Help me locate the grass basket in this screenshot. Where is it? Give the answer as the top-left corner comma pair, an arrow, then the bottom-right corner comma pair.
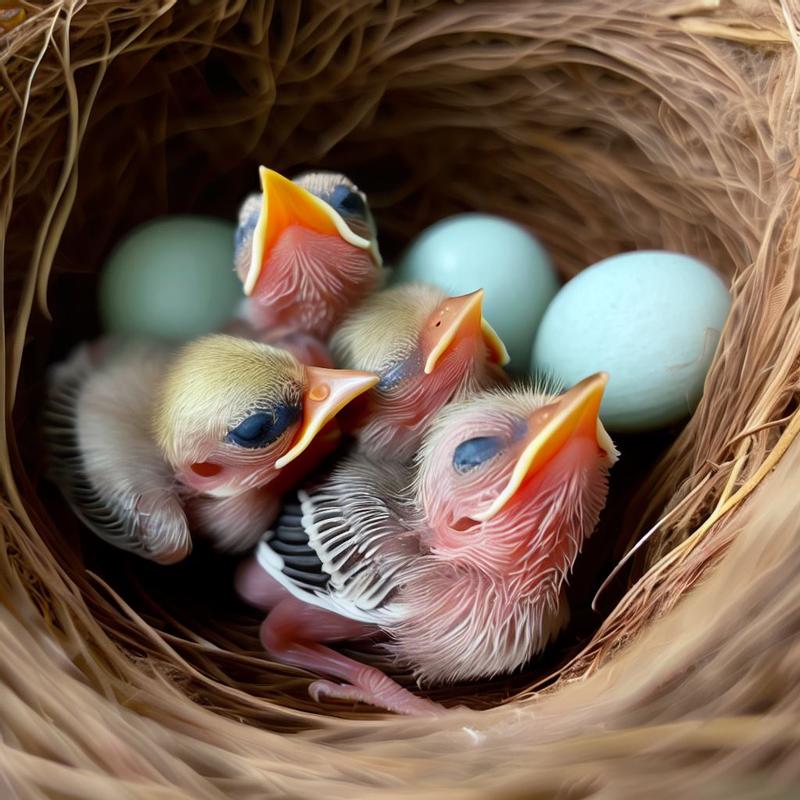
2,1 -> 800,796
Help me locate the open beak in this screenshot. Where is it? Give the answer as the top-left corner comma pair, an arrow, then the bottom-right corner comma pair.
275,366 -> 379,468
472,373 -> 613,522
422,289 -> 510,375
244,167 -> 376,296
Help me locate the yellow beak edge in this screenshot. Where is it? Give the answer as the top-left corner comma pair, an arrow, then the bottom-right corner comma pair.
244,167 -> 378,296
472,372 -> 613,522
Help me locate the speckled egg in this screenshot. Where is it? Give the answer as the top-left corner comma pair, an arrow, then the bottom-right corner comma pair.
394,213 -> 558,372
532,250 -> 731,432
99,216 -> 242,342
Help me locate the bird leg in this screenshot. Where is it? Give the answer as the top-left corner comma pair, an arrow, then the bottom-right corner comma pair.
260,596 -> 444,716
235,556 -> 290,610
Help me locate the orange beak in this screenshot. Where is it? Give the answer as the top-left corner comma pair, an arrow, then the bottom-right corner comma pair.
472,373 -> 614,522
275,366 -> 379,468
421,289 -> 510,375
243,167 -> 377,296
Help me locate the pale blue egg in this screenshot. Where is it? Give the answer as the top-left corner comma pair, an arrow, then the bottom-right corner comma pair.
532,251 -> 731,432
99,215 -> 242,342
394,213 -> 558,372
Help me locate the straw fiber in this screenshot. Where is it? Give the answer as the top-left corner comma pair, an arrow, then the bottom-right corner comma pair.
2,0 -> 800,796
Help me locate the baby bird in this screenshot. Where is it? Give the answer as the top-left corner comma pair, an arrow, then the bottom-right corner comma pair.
234,167 -> 383,341
330,282 -> 510,461
236,373 -> 618,715
44,335 -> 377,564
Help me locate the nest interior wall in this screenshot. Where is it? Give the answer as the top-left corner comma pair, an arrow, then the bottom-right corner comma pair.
1,0 -> 799,795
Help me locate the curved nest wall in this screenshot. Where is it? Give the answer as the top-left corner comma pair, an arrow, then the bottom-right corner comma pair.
2,1 -> 800,796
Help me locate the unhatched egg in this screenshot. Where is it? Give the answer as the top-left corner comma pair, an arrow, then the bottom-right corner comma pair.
99,216 -> 242,342
532,250 -> 731,432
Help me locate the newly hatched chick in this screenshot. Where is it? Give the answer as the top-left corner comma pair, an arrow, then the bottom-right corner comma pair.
236,374 -> 618,715
235,168 -> 383,341
330,282 -> 510,461
44,335 -> 377,564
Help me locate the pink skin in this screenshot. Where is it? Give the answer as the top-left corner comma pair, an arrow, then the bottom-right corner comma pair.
419,403 -> 609,578
389,408 -> 612,687
176,434 -> 296,497
235,558 -> 289,610
235,561 -> 442,716
262,330 -> 334,369
435,441 -> 604,574
236,393 -> 613,714
242,228 -> 379,341
179,427 -> 342,550
348,334 -> 506,461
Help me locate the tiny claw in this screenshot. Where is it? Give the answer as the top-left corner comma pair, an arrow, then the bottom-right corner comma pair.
308,679 -> 342,704
308,678 -> 445,717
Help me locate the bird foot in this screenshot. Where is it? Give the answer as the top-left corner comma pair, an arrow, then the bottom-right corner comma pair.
308,678 -> 444,716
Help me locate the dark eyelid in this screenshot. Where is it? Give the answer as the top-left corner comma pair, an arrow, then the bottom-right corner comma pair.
377,350 -> 421,391
226,403 -> 300,449
453,435 -> 505,473
234,211 -> 257,251
330,185 -> 367,216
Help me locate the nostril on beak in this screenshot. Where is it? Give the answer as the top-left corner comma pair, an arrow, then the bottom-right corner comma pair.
309,384 -> 330,402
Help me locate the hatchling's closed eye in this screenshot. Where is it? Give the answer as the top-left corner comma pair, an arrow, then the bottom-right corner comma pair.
452,436 -> 505,473
329,185 -> 368,217
226,405 -> 301,449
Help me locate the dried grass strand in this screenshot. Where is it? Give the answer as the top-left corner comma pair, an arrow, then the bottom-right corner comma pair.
2,0 -> 800,796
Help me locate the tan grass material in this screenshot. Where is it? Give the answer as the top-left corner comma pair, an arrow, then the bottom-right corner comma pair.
2,0 -> 800,796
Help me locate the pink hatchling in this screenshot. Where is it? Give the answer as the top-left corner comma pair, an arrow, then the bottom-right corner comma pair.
330,282 -> 510,461
45,335 -> 377,563
236,373 -> 618,715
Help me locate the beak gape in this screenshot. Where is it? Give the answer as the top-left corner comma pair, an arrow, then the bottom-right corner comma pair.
243,167 -> 375,296
422,289 -> 510,375
472,373 -> 611,522
275,367 -> 379,468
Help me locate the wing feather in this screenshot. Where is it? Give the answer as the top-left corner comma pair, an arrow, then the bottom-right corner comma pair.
256,456 -> 421,624
44,343 -> 191,564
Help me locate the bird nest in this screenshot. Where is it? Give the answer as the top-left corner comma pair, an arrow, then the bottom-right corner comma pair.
3,0 -> 800,796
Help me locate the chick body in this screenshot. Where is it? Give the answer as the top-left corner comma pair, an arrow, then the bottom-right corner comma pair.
234,169 -> 384,342
45,335 -> 377,562
237,375 -> 617,714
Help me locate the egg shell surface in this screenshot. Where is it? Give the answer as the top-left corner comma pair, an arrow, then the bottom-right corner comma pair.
532,250 -> 731,432
99,215 -> 242,342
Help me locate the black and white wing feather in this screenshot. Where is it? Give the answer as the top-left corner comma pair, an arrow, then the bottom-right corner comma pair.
256,456 -> 422,624
44,342 -> 191,564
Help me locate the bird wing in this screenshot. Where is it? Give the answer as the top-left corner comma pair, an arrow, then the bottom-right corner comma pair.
44,342 -> 192,564
255,456 -> 421,624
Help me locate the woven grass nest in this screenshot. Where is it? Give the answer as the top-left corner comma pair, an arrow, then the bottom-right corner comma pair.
3,0 -> 800,796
